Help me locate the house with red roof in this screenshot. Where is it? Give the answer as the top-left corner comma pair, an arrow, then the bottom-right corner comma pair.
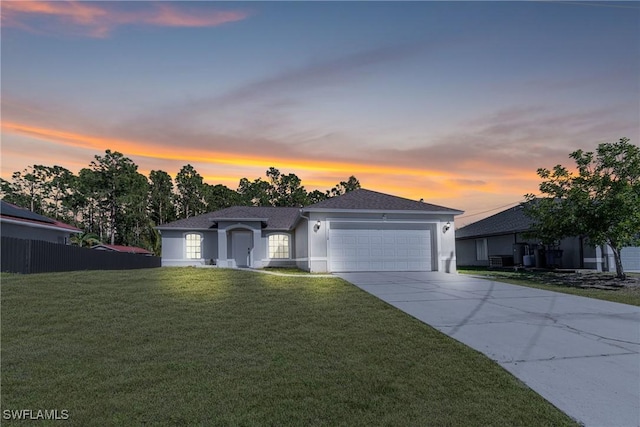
92,244 -> 153,255
0,200 -> 81,244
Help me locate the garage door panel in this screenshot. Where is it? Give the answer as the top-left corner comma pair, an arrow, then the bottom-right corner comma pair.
329,226 -> 433,272
371,248 -> 384,257
343,236 -> 357,245
407,248 -> 422,257
357,248 -> 370,257
357,236 -> 370,245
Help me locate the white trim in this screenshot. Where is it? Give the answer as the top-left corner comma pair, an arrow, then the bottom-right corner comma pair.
162,258 -> 207,267
304,208 -> 463,215
184,232 -> 203,259
266,232 -> 292,260
156,227 -> 214,232
262,257 -> 327,262
225,224 -> 257,232
326,217 -> 442,224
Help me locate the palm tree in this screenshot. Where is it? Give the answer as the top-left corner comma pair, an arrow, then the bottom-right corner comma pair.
70,231 -> 100,248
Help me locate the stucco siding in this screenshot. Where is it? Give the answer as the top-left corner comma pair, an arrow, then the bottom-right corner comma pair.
202,231 -> 218,263
0,222 -> 73,244
488,234 -> 517,258
161,231 -> 184,261
261,231 -> 297,268
160,230 -> 217,266
294,219 -> 309,271
620,246 -> 640,272
455,239 -> 482,266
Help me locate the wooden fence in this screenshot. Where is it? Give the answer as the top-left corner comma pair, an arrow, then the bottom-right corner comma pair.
1,237 -> 161,274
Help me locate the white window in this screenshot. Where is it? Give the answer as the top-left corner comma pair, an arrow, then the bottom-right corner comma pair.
268,234 -> 290,259
476,238 -> 488,261
185,233 -> 202,259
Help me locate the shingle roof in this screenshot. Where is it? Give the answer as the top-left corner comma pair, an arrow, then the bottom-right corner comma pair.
158,190 -> 462,231
455,204 -> 533,239
92,244 -> 153,255
0,200 -> 81,232
305,188 -> 463,213
157,206 -> 301,231
1,200 -> 55,223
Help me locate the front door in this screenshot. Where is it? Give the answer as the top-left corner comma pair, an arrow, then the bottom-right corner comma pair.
232,231 -> 252,267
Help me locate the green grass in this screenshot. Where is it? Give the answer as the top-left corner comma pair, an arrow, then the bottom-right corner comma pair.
262,266 -> 318,275
2,269 -> 577,426
458,268 -> 640,306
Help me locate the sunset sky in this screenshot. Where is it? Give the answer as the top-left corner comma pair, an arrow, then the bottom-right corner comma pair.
1,1 -> 638,225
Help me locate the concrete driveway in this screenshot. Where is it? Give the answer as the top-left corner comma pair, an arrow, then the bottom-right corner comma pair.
337,271 -> 640,427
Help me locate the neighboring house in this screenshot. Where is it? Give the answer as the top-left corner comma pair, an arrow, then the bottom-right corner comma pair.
0,200 -> 81,244
455,204 -> 640,272
92,244 -> 153,255
157,189 -> 463,273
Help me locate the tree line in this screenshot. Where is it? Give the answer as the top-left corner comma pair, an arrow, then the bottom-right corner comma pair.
0,149 -> 361,254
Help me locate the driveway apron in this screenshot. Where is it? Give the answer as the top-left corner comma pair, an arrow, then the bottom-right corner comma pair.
337,272 -> 640,427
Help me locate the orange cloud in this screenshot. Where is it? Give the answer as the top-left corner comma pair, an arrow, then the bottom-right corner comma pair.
1,1 -> 251,38
1,120 -> 544,214
1,121 -> 455,179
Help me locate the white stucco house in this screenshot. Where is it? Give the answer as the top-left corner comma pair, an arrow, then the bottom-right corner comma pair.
157,189 -> 463,273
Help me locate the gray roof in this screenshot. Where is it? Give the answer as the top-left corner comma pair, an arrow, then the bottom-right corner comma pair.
1,200 -> 81,232
305,188 -> 463,213
157,206 -> 301,231
456,204 -> 533,239
158,189 -> 462,231
1,200 -> 55,224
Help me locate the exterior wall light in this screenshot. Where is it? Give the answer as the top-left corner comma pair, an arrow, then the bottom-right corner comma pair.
443,221 -> 451,233
314,220 -> 321,232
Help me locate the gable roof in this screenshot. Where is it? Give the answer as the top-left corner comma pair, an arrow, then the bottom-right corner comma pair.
455,204 -> 533,239
157,206 -> 301,231
157,189 -> 463,231
92,244 -> 153,255
0,200 -> 81,233
304,188 -> 463,213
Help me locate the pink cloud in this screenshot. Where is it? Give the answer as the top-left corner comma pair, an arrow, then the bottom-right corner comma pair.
0,1 -> 252,38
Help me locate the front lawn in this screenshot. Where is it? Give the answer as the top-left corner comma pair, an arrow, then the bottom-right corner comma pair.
1,269 -> 576,426
458,268 -> 640,306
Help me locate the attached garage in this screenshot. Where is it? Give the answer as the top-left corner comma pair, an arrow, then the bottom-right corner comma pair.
329,222 -> 434,272
158,189 -> 463,272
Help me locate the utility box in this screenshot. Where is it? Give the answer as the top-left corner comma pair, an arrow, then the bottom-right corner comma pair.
489,255 -> 514,267
513,243 -> 528,265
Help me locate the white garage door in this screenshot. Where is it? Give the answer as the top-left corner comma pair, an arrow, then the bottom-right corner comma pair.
329,226 -> 432,272
621,246 -> 640,272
